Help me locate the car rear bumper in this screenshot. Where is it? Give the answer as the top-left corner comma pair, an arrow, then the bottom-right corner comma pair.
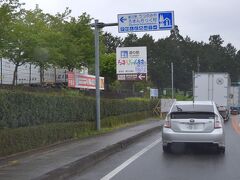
162,128 -> 225,146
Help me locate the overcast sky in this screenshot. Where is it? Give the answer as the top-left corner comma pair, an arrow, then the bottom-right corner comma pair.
21,0 -> 240,51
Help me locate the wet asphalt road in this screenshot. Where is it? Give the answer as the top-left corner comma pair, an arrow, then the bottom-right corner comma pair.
71,115 -> 240,180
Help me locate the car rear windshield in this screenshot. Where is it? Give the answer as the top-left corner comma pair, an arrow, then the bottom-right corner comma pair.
219,111 -> 226,116
171,104 -> 214,113
170,112 -> 215,119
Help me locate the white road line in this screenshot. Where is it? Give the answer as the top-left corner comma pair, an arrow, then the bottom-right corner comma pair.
100,138 -> 162,180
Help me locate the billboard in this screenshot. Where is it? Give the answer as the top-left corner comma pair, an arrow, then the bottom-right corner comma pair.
68,72 -> 104,90
116,46 -> 147,81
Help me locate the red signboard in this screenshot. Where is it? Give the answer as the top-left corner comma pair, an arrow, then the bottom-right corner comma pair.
67,72 -> 76,88
67,72 -> 104,90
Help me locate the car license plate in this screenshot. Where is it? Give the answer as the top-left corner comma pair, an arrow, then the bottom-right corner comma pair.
187,124 -> 203,130
188,124 -> 194,129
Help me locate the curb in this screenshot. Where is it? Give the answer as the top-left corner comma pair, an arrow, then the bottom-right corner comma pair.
36,125 -> 162,180
0,119 -> 159,164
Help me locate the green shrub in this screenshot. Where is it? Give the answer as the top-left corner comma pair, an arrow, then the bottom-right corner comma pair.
0,91 -> 96,128
0,121 -> 95,156
101,111 -> 152,128
0,111 -> 153,157
0,90 -> 158,128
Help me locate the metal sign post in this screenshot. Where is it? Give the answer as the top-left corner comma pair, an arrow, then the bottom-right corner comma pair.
92,10 -> 174,130
94,19 -> 101,131
91,20 -> 118,131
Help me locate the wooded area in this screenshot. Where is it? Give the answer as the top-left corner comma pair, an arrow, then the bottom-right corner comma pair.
1,0 -> 240,93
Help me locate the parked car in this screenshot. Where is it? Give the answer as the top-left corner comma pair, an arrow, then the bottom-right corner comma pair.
162,101 -> 225,153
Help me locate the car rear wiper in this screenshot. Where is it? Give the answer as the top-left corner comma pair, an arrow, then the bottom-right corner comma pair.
176,105 -> 183,112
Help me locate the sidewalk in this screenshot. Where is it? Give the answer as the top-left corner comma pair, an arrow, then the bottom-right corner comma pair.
0,119 -> 163,180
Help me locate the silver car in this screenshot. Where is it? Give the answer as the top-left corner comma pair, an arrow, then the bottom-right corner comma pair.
162,101 -> 225,153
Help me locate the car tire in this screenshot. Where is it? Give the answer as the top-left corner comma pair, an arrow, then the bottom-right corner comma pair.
217,146 -> 225,154
163,144 -> 171,153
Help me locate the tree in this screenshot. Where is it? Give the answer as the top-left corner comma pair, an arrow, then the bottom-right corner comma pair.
209,35 -> 224,49
103,32 -> 123,53
23,8 -> 57,84
225,43 -> 237,58
54,12 -> 95,71
100,53 -> 116,90
0,0 -> 23,57
122,33 -> 139,47
236,50 -> 240,81
0,3 -> 11,56
222,43 -> 238,81
2,8 -> 32,85
168,25 -> 184,42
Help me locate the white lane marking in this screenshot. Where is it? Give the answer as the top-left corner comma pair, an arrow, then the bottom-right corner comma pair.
100,138 -> 161,180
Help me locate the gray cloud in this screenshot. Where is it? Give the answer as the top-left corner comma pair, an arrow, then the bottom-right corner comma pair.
22,0 -> 240,50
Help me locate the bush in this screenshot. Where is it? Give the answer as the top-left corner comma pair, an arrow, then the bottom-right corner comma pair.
0,111 -> 153,157
101,111 -> 152,128
0,121 -> 95,156
0,90 -> 157,128
0,91 -> 96,128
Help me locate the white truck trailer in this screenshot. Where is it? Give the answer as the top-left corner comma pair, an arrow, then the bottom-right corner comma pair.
193,73 -> 231,120
229,86 -> 240,106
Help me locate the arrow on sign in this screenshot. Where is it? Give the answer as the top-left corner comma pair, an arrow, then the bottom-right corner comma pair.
138,74 -> 146,80
120,17 -> 127,23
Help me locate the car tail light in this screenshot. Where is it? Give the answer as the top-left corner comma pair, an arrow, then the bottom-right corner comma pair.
214,115 -> 222,129
164,115 -> 171,128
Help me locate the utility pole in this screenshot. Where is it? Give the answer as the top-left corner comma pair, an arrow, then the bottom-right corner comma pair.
29,64 -> 31,84
192,71 -> 195,102
0,57 -> 2,85
171,62 -> 174,99
91,20 -> 118,131
197,56 -> 200,72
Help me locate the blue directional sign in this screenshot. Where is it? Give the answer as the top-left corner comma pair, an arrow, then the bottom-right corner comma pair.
118,11 -> 174,33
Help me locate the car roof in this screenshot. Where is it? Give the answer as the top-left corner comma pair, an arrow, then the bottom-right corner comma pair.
218,106 -> 227,110
174,101 -> 214,106
171,101 -> 215,113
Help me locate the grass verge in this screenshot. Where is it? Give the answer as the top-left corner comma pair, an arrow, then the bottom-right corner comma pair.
0,111 -> 160,157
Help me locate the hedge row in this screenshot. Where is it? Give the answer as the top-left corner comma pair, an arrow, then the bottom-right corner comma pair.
0,90 -> 158,128
0,111 -> 153,157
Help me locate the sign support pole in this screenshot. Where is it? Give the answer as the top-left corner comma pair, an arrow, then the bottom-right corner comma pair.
94,19 -> 101,131
92,20 -> 118,131
92,11 -> 174,130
